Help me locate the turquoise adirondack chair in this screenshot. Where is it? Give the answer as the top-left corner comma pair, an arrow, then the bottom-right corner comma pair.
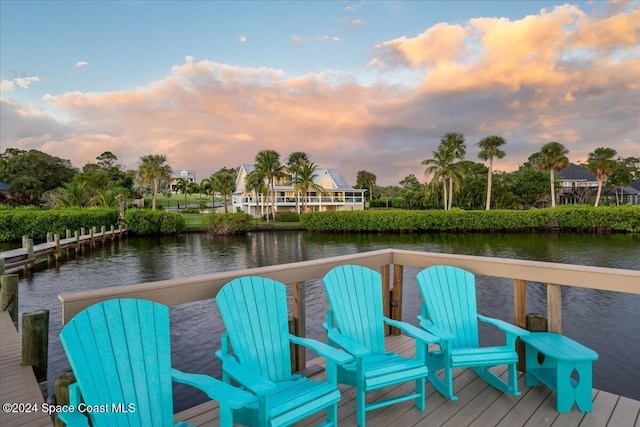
59,298 -> 255,427
416,265 -> 530,400
323,264 -> 437,427
215,276 -> 353,427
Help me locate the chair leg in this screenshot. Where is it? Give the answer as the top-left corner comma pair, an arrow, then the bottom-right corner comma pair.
428,370 -> 457,400
473,366 -> 521,396
356,388 -> 366,427
327,402 -> 338,426
415,378 -> 426,411
219,405 -> 233,427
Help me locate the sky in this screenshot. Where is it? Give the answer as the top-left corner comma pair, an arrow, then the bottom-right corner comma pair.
1,1 -> 639,186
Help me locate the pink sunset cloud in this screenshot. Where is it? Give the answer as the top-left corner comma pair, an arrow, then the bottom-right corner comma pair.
1,4 -> 638,186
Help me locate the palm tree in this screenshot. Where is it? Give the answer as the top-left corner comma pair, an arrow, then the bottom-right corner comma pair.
254,150 -> 285,223
137,154 -> 172,210
212,167 -> 237,213
440,132 -> 466,210
586,147 -> 617,207
422,148 -> 452,210
287,151 -> 309,213
477,135 -> 507,210
245,169 -> 267,217
53,181 -> 91,208
175,177 -> 191,207
356,170 -> 377,202
91,188 -> 122,208
293,161 -> 324,214
532,142 -> 569,207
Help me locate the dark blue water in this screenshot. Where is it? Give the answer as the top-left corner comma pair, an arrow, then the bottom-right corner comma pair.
5,231 -> 640,411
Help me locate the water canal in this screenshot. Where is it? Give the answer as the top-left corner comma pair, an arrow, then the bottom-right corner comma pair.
4,231 -> 639,411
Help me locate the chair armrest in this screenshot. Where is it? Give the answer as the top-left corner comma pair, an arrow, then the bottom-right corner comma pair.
416,316 -> 455,341
384,316 -> 440,344
171,368 -> 256,409
323,323 -> 370,358
477,314 -> 530,337
215,350 -> 276,396
289,334 -> 353,365
58,410 -> 91,427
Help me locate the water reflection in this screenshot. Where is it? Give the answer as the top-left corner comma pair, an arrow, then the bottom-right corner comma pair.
4,231 -> 639,411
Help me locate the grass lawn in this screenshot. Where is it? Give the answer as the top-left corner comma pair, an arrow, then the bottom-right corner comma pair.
179,212 -> 303,231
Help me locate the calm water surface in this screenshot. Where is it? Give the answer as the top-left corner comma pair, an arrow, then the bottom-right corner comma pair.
4,231 -> 639,411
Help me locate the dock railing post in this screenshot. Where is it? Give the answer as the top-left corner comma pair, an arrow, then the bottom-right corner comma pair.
514,279 -> 527,371
547,283 -> 562,333
390,264 -> 404,336
291,281 -> 306,372
1,274 -> 19,329
380,264 -> 390,335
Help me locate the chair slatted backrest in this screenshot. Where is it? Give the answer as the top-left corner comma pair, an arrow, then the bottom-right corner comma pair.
323,264 -> 386,355
216,276 -> 293,382
59,299 -> 174,426
416,265 -> 480,349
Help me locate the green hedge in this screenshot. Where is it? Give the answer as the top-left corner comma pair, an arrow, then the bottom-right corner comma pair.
124,209 -> 186,235
300,205 -> 640,233
202,212 -> 253,235
275,212 -> 300,222
0,207 -> 119,242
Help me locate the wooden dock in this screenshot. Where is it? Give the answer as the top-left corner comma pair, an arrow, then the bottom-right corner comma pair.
0,311 -> 52,426
0,226 -> 127,273
175,334 -> 640,427
1,317 -> 637,427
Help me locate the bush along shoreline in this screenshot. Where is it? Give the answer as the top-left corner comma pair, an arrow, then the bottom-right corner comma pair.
300,205 -> 640,233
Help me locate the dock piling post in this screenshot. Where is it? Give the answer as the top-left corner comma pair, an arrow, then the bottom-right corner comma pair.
22,309 -> 49,398
54,370 -> 76,427
0,274 -> 19,329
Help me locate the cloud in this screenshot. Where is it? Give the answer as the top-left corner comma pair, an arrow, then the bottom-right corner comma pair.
314,35 -> 342,42
2,5 -> 638,186
11,76 -> 41,89
237,34 -> 247,43
291,34 -> 304,46
75,61 -> 89,68
350,19 -> 364,26
1,80 -> 15,92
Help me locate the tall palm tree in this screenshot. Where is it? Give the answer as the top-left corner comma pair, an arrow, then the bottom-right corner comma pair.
586,147 -> 617,207
212,167 -> 237,213
245,169 -> 267,217
287,151 -> 309,213
293,161 -> 324,214
440,132 -> 466,210
477,135 -> 507,210
533,142 -> 569,207
422,148 -> 452,210
254,150 -> 285,223
137,154 -> 172,210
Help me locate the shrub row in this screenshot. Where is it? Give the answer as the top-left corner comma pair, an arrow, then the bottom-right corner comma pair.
300,205 -> 640,233
202,212 -> 253,235
0,207 -> 119,242
275,212 -> 300,222
124,209 -> 186,235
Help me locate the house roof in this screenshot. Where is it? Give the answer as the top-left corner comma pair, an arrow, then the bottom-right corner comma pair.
631,179 -> 640,192
0,182 -> 9,192
557,164 -> 596,181
236,164 -> 359,191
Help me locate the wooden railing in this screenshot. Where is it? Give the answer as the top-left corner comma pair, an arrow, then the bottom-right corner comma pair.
58,248 -> 640,370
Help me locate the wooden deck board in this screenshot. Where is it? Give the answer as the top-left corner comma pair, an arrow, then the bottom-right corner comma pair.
174,335 -> 640,427
0,311 -> 53,427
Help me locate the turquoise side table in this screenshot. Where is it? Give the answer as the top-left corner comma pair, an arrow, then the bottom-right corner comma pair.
521,332 -> 598,413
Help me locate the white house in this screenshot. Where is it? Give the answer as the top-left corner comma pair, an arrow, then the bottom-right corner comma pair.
233,165 -> 365,216
170,170 -> 196,192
